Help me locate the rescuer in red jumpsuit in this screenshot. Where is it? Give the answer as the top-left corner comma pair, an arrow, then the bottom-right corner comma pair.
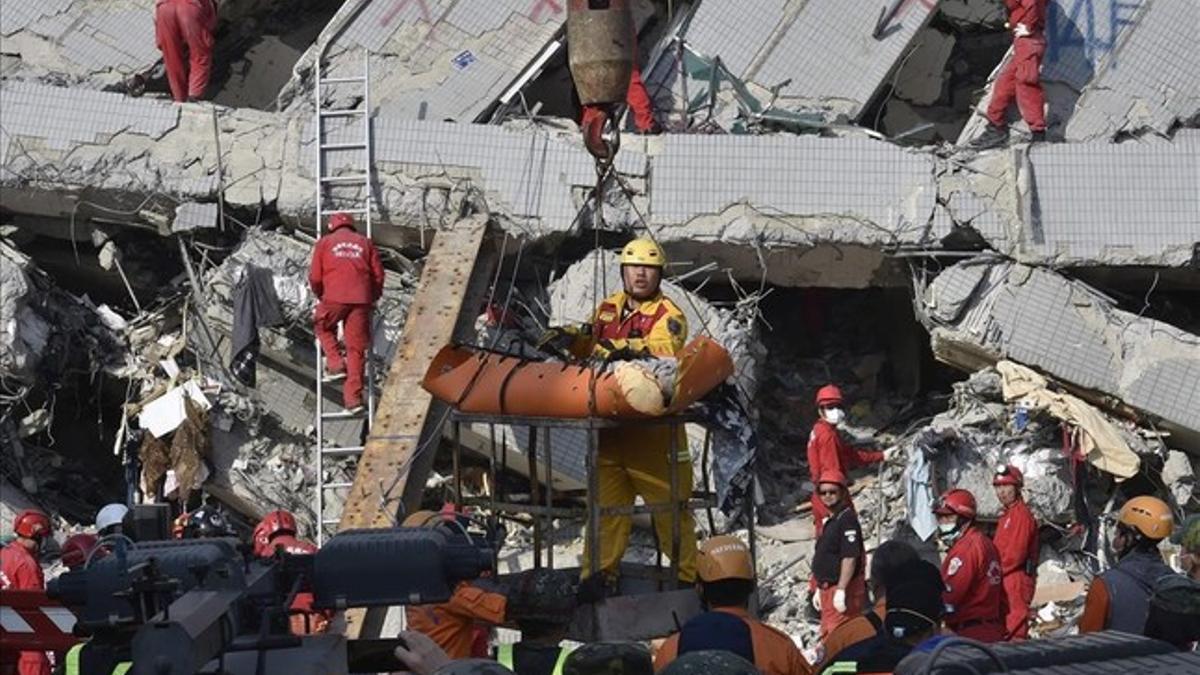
934,489 -> 1007,643
154,0 -> 218,103
252,510 -> 331,635
309,211 -> 385,414
992,465 -> 1039,640
806,385 -> 885,534
581,65 -> 662,136
1,509 -> 53,675
976,0 -> 1048,147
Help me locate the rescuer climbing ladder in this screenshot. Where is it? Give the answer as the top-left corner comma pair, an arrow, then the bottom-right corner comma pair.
312,49 -> 376,545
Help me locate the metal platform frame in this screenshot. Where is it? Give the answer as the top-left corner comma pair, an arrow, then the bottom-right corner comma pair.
447,410 -> 756,591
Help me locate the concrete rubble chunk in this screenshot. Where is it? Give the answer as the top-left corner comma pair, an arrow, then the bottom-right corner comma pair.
917,258 -> 1200,453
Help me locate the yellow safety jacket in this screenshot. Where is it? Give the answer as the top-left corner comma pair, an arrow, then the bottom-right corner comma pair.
63,643 -> 131,674
495,643 -> 572,675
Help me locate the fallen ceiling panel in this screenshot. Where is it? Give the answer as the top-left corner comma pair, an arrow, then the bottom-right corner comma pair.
918,258 -> 1200,451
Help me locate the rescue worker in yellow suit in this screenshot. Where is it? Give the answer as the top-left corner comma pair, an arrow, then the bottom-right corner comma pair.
541,238 -> 696,598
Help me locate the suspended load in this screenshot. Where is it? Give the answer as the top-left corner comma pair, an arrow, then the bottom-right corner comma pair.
567,0 -> 635,160
422,337 -> 734,419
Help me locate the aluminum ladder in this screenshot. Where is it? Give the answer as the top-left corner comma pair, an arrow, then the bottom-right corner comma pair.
312,49 -> 376,545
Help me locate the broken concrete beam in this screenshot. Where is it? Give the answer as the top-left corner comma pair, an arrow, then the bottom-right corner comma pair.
937,131 -> 1200,268
0,83 -> 291,223
277,0 -> 566,122
916,259 -> 1200,453
645,0 -> 939,124
959,0 -> 1200,143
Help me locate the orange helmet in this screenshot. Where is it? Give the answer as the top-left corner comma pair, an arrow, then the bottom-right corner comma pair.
815,385 -> 843,407
993,465 -> 1024,487
327,212 -> 354,230
61,533 -> 100,570
696,535 -> 755,583
933,489 -> 977,520
13,509 -> 51,540
1116,496 -> 1174,541
401,510 -> 442,528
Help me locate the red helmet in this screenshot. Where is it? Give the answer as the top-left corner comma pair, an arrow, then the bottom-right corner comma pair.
13,509 -> 51,540
993,464 -> 1024,487
816,469 -> 849,489
933,489 -> 977,519
327,212 -> 354,231
61,533 -> 100,570
815,384 -> 844,407
253,510 -> 298,557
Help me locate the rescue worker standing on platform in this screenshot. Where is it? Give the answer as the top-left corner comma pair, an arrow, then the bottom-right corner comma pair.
934,488 -> 1006,642
806,385 -> 886,534
402,511 -> 508,659
154,0 -> 218,103
1079,495 -> 1176,634
655,535 -> 813,675
2,509 -> 53,675
974,0 -> 1049,147
810,471 -> 868,639
309,211 -> 385,414
496,568 -> 578,675
991,465 -> 1039,640
544,239 -> 696,595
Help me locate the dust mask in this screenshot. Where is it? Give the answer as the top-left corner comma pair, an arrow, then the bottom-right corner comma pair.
937,522 -> 958,534
823,408 -> 845,426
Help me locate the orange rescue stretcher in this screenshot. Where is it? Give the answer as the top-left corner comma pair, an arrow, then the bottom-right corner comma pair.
422,337 -> 734,418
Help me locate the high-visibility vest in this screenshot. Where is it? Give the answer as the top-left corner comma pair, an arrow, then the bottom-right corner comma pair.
495,643 -> 572,675
63,643 -> 131,675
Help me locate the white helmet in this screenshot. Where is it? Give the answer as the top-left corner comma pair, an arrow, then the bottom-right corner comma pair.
96,503 -> 129,533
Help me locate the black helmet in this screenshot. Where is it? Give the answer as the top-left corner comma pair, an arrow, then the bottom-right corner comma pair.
508,568 -> 578,624
661,651 -> 759,675
182,505 -> 235,539
563,642 -> 652,675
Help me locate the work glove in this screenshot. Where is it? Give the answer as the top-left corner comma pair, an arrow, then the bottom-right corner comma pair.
593,338 -> 648,363
1013,22 -> 1031,37
537,325 -> 585,354
884,445 -> 903,462
833,588 -> 847,613
812,591 -> 822,612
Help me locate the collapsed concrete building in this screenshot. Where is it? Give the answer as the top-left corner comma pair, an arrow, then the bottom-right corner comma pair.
1,0 -> 1198,645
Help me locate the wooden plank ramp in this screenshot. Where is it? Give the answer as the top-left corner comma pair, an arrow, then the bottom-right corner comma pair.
338,215 -> 494,638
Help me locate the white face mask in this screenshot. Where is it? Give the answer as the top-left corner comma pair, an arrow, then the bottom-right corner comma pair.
938,522 -> 958,534
822,408 -> 846,426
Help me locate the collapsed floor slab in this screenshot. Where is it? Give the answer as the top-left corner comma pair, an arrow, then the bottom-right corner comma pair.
278,0 -> 566,122
645,0 -> 939,125
916,258 -> 1200,452
959,0 -> 1200,143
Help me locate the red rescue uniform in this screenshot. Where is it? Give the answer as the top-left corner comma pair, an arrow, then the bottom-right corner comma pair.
308,221 -> 384,409
262,536 -> 332,635
581,63 -> 658,133
154,0 -> 217,103
942,526 -> 1007,643
993,498 -> 1039,640
986,0 -> 1048,133
806,419 -> 882,533
1,542 -> 51,675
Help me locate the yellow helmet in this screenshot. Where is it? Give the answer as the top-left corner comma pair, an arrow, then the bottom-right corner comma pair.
619,238 -> 666,268
1116,496 -> 1174,541
696,535 -> 755,582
